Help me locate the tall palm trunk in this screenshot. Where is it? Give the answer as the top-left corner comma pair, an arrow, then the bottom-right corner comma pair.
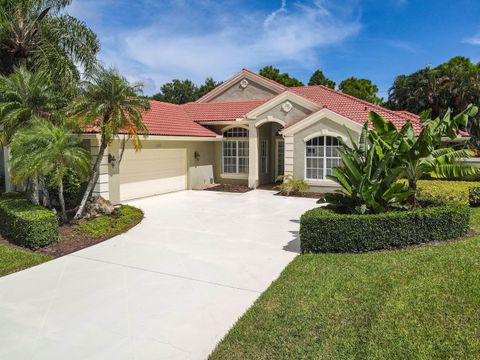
29,174 -> 40,205
58,179 -> 67,223
39,176 -> 50,208
73,137 -> 108,220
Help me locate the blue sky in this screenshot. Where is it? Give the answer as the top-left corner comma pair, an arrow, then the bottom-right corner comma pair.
68,0 -> 480,98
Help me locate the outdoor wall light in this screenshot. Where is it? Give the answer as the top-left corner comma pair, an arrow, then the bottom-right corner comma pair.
194,151 -> 200,162
108,154 -> 117,167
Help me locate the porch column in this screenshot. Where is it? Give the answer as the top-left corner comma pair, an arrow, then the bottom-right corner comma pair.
3,145 -> 12,192
248,121 -> 258,188
284,135 -> 294,177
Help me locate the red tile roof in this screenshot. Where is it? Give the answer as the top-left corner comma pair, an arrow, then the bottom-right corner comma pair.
83,101 -> 219,137
288,85 -> 424,134
183,99 -> 268,122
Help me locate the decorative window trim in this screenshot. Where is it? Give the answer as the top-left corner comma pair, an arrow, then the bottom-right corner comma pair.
304,135 -> 342,181
222,127 -> 249,174
303,129 -> 346,143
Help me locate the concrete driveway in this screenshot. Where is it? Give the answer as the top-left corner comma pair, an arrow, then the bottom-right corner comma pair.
0,190 -> 317,360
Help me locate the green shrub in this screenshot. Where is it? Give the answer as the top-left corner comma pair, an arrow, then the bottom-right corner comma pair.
276,175 -> 309,196
0,192 -> 59,250
469,187 -> 480,207
300,200 -> 470,253
75,205 -> 144,239
417,180 -> 480,204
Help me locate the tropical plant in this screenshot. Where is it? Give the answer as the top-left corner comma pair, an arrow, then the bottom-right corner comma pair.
0,67 -> 60,204
321,123 -> 412,214
68,67 -> 150,220
275,175 -> 309,196
0,0 -> 99,94
0,67 -> 58,144
152,77 -> 221,104
369,105 -> 480,207
9,119 -> 90,222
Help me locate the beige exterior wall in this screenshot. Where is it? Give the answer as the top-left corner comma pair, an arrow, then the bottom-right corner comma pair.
88,138 -> 110,201
210,79 -> 278,103
254,101 -> 312,128
291,116 -> 359,191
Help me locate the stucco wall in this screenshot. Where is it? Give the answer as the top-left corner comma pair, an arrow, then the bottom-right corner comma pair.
211,124 -> 249,186
102,138 -> 217,204
210,79 -> 278,102
254,101 -> 312,127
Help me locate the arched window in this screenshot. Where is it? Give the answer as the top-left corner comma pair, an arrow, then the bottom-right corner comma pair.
305,136 -> 341,180
223,127 -> 249,174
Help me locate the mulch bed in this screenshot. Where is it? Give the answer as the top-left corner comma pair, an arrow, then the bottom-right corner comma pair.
40,225 -> 114,257
205,184 -> 252,193
274,191 -> 324,199
0,224 -> 118,258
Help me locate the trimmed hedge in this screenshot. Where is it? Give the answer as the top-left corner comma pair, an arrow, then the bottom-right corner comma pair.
0,192 -> 59,250
300,200 -> 470,253
417,180 -> 480,204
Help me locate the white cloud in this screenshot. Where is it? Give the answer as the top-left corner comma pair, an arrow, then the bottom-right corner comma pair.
464,35 -> 480,45
72,0 -> 361,94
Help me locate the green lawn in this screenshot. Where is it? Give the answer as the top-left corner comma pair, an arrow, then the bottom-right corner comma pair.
0,205 -> 144,277
75,205 -> 144,239
0,244 -> 51,277
210,209 -> 480,359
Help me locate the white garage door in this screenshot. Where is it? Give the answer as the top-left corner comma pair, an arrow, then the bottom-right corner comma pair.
120,148 -> 187,201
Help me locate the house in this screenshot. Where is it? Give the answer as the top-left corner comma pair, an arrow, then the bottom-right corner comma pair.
0,68 -> 427,204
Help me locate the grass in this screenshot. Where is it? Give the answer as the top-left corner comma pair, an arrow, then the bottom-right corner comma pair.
75,205 -> 144,239
0,205 -> 143,277
210,208 -> 480,360
0,244 -> 52,277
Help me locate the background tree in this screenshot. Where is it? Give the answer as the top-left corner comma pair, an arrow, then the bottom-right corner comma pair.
152,77 -> 221,104
259,65 -> 304,87
339,77 -> 382,104
385,56 -> 480,146
152,79 -> 198,104
9,119 -> 90,222
197,77 -> 222,99
308,69 -> 336,88
0,0 -> 99,95
68,67 -> 150,220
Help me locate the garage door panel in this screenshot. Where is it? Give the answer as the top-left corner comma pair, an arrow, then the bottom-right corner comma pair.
120,148 -> 187,201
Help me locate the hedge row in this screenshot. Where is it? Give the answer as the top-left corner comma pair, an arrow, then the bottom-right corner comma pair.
300,200 -> 470,253
0,192 -> 59,250
417,180 -> 480,204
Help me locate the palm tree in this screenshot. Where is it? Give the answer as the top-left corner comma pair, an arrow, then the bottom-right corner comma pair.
9,119 -> 90,222
0,67 -> 60,204
68,67 -> 150,220
0,0 -> 99,93
0,67 -> 57,143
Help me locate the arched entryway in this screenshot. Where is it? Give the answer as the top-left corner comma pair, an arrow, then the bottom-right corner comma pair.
256,121 -> 284,186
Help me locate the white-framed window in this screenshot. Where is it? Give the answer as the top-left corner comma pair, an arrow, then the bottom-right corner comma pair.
305,136 -> 341,180
223,127 -> 249,174
260,139 -> 268,174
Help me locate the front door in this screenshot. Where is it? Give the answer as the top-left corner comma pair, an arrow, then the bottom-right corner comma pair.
275,139 -> 285,180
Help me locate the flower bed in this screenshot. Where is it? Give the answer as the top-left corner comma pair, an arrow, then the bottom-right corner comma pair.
300,200 -> 470,253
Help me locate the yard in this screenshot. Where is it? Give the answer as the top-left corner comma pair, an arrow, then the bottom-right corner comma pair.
210,208 -> 480,359
0,205 -> 144,277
